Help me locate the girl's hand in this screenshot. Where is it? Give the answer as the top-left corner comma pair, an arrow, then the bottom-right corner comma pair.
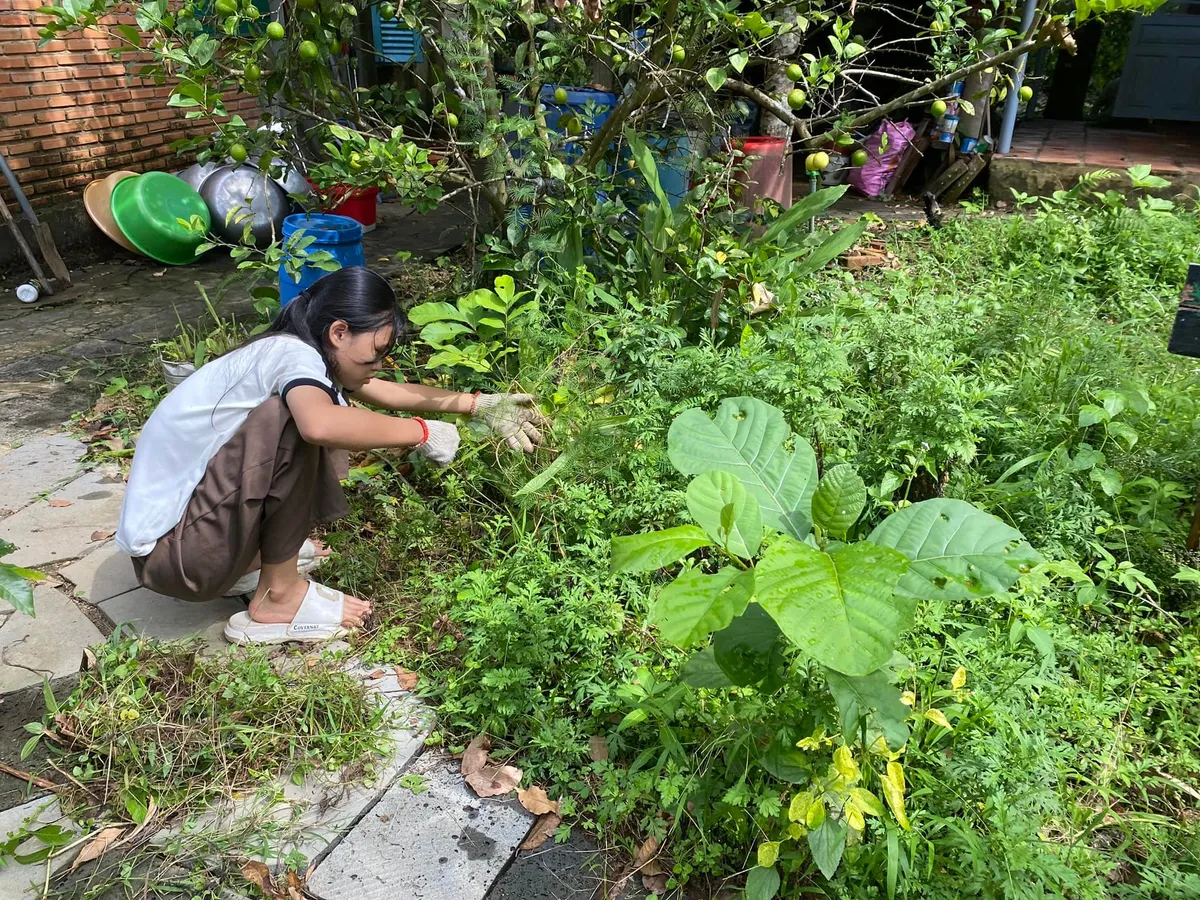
473,393 -> 547,453
413,419 -> 460,466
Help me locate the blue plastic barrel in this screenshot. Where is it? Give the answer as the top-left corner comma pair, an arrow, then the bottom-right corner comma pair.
616,135 -> 692,208
539,86 -> 617,161
279,214 -> 365,307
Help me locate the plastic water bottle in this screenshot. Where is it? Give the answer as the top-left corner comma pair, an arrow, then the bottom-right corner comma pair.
15,283 -> 39,304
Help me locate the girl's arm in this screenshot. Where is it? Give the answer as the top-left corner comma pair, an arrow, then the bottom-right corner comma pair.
352,378 -> 475,414
286,385 -> 427,450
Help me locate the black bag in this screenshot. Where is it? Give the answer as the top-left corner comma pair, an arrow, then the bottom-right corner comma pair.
1168,263 -> 1200,358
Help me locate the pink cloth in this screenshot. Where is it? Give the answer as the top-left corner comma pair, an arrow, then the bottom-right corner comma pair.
849,120 -> 916,198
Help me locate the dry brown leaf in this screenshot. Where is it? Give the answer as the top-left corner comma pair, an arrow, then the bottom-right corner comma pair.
366,669 -> 386,679
48,499 -> 72,508
517,786 -> 560,816
465,763 -> 522,798
588,735 -> 609,762
70,826 -> 126,871
642,873 -> 669,893
634,835 -> 668,875
286,869 -> 305,900
520,812 -> 562,850
394,666 -> 419,690
90,529 -> 115,542
241,860 -> 282,899
461,734 -> 491,777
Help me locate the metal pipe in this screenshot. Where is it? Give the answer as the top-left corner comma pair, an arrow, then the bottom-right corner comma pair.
0,149 -> 39,225
997,0 -> 1039,155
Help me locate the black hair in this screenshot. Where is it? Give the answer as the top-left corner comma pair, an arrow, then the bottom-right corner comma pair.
266,266 -> 405,379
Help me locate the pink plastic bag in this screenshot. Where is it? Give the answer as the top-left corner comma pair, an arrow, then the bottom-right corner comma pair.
849,119 -> 915,198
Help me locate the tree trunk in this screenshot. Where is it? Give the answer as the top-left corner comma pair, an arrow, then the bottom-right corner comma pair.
761,6 -> 803,139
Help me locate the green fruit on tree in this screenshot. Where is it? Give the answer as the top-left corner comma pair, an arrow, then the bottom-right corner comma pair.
930,98 -> 947,118
671,44 -> 685,64
787,89 -> 806,110
349,152 -> 363,170
446,112 -> 459,128
266,20 -> 285,39
1019,85 -> 1033,102
244,62 -> 261,81
229,142 -> 248,163
298,40 -> 320,62
554,87 -> 568,105
805,151 -> 829,172
566,116 -> 583,136
611,53 -> 622,66
786,62 -> 803,82
379,1 -> 395,18
851,149 -> 868,167
243,4 -> 260,19
215,0 -> 237,15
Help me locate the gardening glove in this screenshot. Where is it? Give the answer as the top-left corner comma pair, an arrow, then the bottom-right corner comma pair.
412,418 -> 460,467
473,393 -> 547,454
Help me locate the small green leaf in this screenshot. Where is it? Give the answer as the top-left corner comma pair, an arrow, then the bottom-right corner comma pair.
1078,404 -> 1110,427
811,464 -> 866,539
729,50 -> 749,73
0,565 -> 35,617
759,741 -> 811,783
745,865 -> 781,900
609,525 -> 711,574
650,566 -> 753,647
705,67 -> 728,91
686,471 -> 762,557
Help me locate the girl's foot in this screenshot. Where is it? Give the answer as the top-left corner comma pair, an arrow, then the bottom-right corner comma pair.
226,580 -> 371,645
247,577 -> 371,628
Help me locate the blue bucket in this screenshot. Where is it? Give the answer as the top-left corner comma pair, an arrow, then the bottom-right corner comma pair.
279,213 -> 365,307
539,86 -> 617,162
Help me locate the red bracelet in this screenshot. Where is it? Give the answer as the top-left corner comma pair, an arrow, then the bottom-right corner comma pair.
413,417 -> 430,446
469,391 -> 481,415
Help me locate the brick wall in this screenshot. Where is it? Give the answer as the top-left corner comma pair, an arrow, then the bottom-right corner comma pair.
0,0 -> 258,211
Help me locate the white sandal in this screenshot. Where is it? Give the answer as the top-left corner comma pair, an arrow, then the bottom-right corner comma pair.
223,581 -> 353,645
223,540 -> 328,597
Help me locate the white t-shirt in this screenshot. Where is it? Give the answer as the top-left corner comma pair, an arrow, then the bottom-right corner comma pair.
116,335 -> 346,557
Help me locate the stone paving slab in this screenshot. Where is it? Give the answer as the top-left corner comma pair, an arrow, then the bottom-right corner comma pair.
0,585 -> 102,693
0,469 -> 124,569
60,542 -> 140,603
0,434 -> 86,518
98,588 -> 245,641
307,755 -> 534,900
0,796 -> 78,898
486,833 -> 650,900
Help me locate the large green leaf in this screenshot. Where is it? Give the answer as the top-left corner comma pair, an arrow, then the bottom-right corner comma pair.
807,818 -> 849,879
0,565 -> 35,617
745,865 -> 781,900
824,667 -> 910,750
650,566 -> 753,647
680,646 -> 735,689
866,499 -> 1041,622
610,525 -> 711,574
811,464 -> 866,540
686,472 -> 762,559
419,321 -> 474,348
624,128 -> 670,215
759,740 -> 811,783
668,397 -> 818,540
759,184 -> 849,245
755,538 -> 908,676
406,301 -> 472,326
713,603 -> 784,686
791,220 -> 869,279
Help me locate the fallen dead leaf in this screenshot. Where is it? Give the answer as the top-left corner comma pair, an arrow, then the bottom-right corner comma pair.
520,812 -> 562,850
70,826 -> 126,871
48,499 -> 72,508
642,873 -> 669,893
517,786 -> 560,816
462,734 -> 491,777
90,529 -> 115,542
286,869 -> 305,900
588,735 -> 609,762
394,666 -> 419,690
241,860 -> 282,899
634,835 -> 668,875
465,763 -> 522,798
366,669 -> 386,679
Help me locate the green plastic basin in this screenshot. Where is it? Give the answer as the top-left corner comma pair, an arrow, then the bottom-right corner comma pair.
110,172 -> 212,266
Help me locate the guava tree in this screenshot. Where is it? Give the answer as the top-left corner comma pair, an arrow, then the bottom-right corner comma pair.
34,0 -> 1166,234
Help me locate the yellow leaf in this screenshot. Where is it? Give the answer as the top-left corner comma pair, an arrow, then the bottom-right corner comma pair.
951,666 -> 967,690
924,709 -> 953,729
868,735 -> 891,757
833,745 -> 859,782
806,797 -> 826,830
849,787 -> 885,817
881,763 -> 910,831
900,690 -> 915,707
846,802 -> 865,832
787,822 -> 806,840
788,791 -> 814,823
758,841 -> 780,868
714,250 -> 728,264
